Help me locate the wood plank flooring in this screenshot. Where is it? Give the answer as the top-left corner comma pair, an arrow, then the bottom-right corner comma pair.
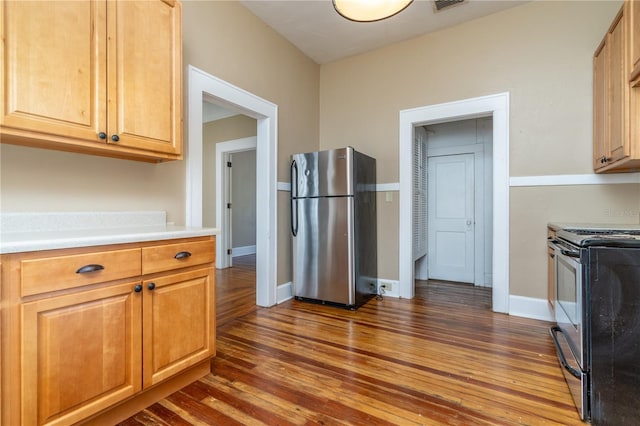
119,267 -> 582,425
215,255 -> 258,328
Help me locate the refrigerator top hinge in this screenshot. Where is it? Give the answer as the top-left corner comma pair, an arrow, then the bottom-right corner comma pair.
227,161 -> 232,167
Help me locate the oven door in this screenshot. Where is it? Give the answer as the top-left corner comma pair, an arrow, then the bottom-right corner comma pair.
548,240 -> 589,420
555,245 -> 583,363
550,326 -> 589,420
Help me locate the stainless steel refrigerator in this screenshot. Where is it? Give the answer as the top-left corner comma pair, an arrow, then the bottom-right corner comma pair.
290,147 -> 377,309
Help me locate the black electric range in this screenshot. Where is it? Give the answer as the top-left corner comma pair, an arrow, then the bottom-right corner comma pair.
549,224 -> 640,425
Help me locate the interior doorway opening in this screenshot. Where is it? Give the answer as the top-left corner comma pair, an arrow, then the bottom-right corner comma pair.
399,92 -> 510,313
413,118 -> 494,289
187,65 -> 278,308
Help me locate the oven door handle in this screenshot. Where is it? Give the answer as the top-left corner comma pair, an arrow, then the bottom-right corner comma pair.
549,326 -> 581,379
560,249 -> 580,258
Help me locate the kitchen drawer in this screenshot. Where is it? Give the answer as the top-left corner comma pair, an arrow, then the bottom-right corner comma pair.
21,249 -> 141,297
141,240 -> 215,275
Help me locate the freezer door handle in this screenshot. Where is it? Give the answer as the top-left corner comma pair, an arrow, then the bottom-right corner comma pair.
290,160 -> 299,236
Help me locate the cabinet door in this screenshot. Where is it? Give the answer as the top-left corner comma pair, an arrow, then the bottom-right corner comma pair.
594,39 -> 608,170
21,282 -> 142,426
142,267 -> 215,388
108,0 -> 182,156
0,0 -> 107,143
629,0 -> 640,80
608,10 -> 629,163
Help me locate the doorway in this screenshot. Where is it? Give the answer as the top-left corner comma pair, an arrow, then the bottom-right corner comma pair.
187,65 -> 278,308
421,118 -> 493,287
399,92 -> 510,313
213,136 -> 257,269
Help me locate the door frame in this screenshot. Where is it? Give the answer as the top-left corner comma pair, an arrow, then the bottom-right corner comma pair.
187,65 -> 278,308
215,137 -> 257,269
399,92 -> 509,313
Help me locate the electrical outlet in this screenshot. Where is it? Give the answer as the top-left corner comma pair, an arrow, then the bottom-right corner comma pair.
379,281 -> 394,293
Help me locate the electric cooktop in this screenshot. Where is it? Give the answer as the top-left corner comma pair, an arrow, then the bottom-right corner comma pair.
557,226 -> 640,248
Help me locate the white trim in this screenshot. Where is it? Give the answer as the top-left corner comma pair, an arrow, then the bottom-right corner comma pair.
232,245 -> 256,257
399,92 -> 510,313
277,181 -> 291,192
277,281 -> 294,303
215,137 -> 257,268
510,173 -> 640,187
276,181 -> 400,192
508,295 -> 554,321
376,183 -> 400,191
187,65 -> 278,307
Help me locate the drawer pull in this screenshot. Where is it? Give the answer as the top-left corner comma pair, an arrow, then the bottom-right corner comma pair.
174,251 -> 192,259
76,264 -> 105,274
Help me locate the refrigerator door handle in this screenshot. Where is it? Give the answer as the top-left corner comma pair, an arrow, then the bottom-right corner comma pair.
290,160 -> 299,236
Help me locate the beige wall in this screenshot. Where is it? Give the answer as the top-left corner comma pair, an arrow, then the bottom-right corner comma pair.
511,184 -> 640,298
182,0 -> 319,285
320,0 -> 622,180
318,0 -> 640,297
0,144 -> 187,223
0,1 -> 319,286
2,0 -> 639,298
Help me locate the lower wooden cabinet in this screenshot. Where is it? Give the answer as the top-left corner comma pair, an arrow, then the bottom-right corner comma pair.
143,268 -> 215,388
21,282 -> 143,426
1,236 -> 215,425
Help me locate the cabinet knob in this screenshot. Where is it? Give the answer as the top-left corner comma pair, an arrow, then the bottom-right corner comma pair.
148,282 -> 156,291
98,132 -> 107,140
111,134 -> 120,142
134,284 -> 143,293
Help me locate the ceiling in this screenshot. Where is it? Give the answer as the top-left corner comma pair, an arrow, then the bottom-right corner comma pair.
204,0 -> 527,121
240,0 -> 527,64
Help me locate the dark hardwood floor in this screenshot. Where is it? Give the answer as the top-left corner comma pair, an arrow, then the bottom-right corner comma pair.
119,263 -> 581,425
215,254 -> 258,328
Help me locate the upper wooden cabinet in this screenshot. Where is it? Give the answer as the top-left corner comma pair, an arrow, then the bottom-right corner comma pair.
594,2 -> 640,173
0,0 -> 183,162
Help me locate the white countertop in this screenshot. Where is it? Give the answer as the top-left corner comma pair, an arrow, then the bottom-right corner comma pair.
0,212 -> 219,254
0,225 -> 219,254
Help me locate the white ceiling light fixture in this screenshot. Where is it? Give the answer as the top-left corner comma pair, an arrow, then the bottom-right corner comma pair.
333,0 -> 414,22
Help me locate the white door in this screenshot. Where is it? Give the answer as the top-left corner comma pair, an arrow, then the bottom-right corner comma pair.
428,154 -> 475,283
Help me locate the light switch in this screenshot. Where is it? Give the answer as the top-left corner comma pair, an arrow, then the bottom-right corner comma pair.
385,192 -> 393,202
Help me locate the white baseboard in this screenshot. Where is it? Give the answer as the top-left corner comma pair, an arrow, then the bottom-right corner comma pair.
277,281 -> 293,303
377,278 -> 400,298
276,279 -> 401,304
232,245 -> 256,257
508,295 -> 553,321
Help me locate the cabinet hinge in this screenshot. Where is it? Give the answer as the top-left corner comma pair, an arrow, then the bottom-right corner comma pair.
227,249 -> 232,255
227,203 -> 232,209
227,161 -> 232,168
